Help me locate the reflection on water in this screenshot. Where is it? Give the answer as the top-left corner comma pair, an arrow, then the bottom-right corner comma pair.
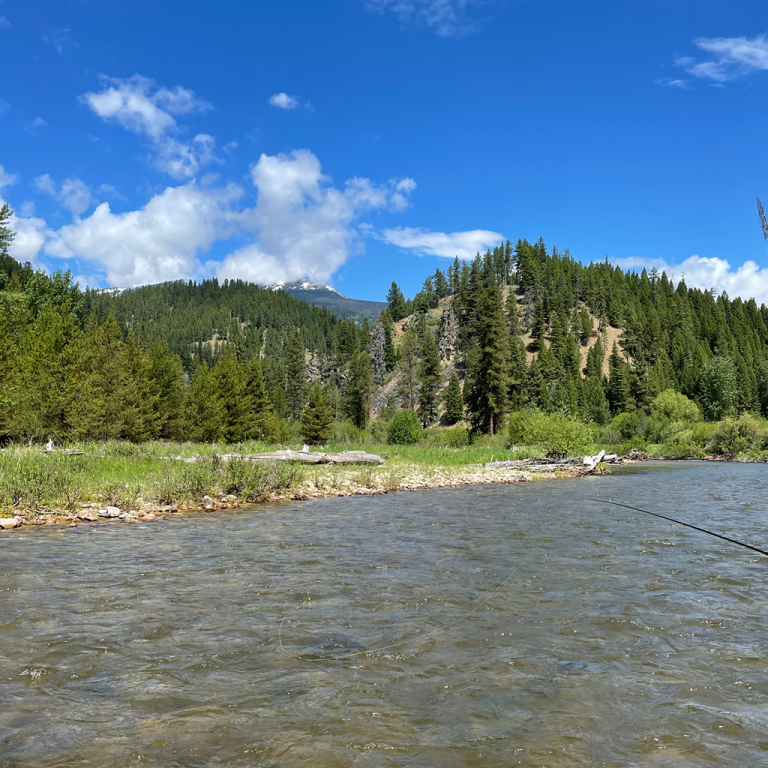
2,461 -> 768,766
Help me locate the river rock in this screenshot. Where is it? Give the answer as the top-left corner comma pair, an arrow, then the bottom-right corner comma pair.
97,509 -> 108,518
106,506 -> 121,518
0,517 -> 20,529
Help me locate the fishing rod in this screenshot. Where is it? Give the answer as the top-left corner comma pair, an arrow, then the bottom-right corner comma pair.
586,497 -> 768,558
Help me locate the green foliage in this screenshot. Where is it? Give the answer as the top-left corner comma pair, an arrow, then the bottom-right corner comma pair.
387,410 -> 422,445
224,459 -> 303,501
700,356 -> 738,422
345,351 -> 373,429
418,330 -> 442,427
284,330 -> 308,420
611,412 -> 639,440
651,389 -> 701,423
707,414 -> 768,458
423,426 -> 470,447
300,387 -> 334,445
507,411 -> 594,458
443,372 -> 464,425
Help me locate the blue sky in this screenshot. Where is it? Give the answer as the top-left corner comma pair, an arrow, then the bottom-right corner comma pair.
3,0 -> 768,303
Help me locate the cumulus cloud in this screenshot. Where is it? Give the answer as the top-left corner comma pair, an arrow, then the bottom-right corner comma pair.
35,174 -> 95,215
44,182 -> 244,287
0,167 -> 47,263
80,75 -> 218,178
363,0 -> 485,37
5,149 -> 416,288
215,150 -> 416,285
612,254 -> 768,306
268,92 -> 299,110
675,34 -> 768,83
381,226 -> 503,259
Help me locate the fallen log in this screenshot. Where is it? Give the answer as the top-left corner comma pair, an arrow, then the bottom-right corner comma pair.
244,449 -> 384,465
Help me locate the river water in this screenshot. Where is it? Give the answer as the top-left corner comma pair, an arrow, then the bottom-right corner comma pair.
1,461 -> 768,766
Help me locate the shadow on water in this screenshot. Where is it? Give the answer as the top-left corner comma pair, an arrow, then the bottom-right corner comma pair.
2,460 -> 768,766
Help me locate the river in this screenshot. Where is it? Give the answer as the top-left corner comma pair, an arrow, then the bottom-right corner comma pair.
1,461 -> 767,766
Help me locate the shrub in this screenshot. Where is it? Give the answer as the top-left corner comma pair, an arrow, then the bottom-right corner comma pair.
387,410 -> 422,445
661,440 -> 701,460
224,459 -> 303,501
507,411 -> 593,458
332,419 -> 368,446
707,414 -> 768,458
611,412 -> 639,440
422,427 -> 470,448
651,390 -> 701,423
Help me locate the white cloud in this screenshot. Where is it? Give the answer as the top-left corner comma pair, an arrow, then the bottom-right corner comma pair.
381,226 -> 503,259
0,169 -> 47,263
0,17 -> 12,30
363,0 -> 484,37
32,117 -> 47,127
0,165 -> 20,189
80,75 -> 217,178
612,254 -> 768,306
675,34 -> 768,83
45,182 -> 244,287
655,77 -> 690,89
268,92 -> 299,110
215,150 -> 416,285
43,28 -> 78,54
35,174 -> 94,215
0,100 -> 9,114
4,150 -> 416,289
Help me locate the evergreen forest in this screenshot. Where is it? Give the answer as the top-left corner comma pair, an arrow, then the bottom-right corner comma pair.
4,197 -> 768,455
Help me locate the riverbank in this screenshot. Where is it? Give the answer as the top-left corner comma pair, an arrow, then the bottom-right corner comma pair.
0,441 -> 599,529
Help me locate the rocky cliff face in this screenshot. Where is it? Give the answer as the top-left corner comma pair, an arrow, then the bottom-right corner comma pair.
366,321 -> 387,384
437,304 -> 459,362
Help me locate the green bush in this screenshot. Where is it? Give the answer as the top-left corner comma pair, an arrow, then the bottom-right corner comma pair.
507,411 -> 594,458
707,414 -> 768,458
660,440 -> 701,460
651,390 -> 701,423
611,412 -> 639,440
332,419 -> 368,446
387,410 -> 422,445
422,427 -> 470,448
224,459 -> 303,501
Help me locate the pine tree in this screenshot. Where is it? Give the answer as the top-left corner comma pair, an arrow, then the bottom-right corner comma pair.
466,282 -> 509,434
345,351 -> 373,428
443,373 -> 464,424
284,330 -> 307,420
397,330 -> 419,410
300,386 -> 334,445
386,282 -> 407,321
239,359 -> 272,439
417,330 -> 442,426
146,340 -> 185,440
382,311 -> 397,371
184,363 -> 225,442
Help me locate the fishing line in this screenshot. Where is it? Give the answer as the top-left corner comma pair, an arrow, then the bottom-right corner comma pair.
586,497 -> 768,558
278,537 -> 547,662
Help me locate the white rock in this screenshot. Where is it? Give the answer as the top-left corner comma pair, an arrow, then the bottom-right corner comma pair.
0,517 -> 20,529
106,506 -> 121,518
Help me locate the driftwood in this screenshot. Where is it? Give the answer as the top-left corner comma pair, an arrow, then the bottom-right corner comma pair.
485,453 -> 618,473
245,449 -> 384,465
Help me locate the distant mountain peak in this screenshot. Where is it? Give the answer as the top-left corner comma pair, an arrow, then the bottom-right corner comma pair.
267,279 -> 341,296
265,279 -> 385,321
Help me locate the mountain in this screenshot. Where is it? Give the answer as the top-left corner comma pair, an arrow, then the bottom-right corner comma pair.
267,279 -> 386,322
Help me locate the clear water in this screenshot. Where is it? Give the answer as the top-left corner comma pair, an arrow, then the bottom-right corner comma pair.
2,461 -> 768,766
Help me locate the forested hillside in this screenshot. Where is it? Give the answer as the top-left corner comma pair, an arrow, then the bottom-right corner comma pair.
3,192 -> 768,449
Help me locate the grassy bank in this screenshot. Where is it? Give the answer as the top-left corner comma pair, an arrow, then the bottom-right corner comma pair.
0,439 -> 560,520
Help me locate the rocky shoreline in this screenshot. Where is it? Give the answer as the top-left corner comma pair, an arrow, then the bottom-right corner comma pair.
0,461 -> 595,531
